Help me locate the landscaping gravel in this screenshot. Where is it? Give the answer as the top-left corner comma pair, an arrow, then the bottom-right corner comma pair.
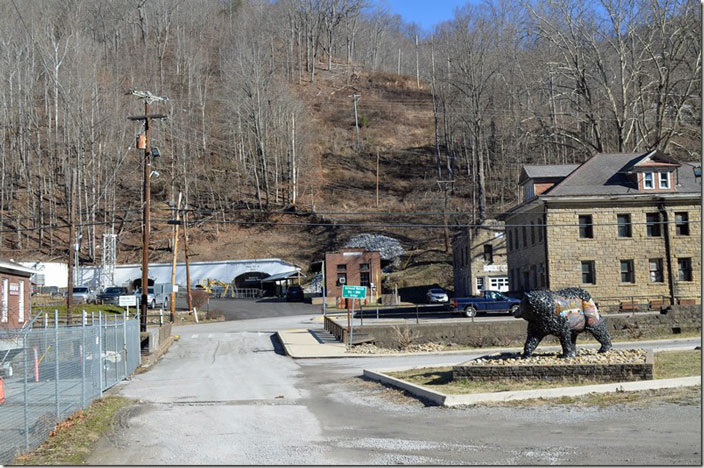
345,234 -> 405,261
470,348 -> 647,366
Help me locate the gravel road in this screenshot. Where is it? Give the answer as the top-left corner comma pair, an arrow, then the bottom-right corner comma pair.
87,310 -> 701,465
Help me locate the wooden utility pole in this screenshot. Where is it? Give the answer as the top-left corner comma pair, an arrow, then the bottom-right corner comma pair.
415,34 -> 420,88
376,151 -> 380,208
127,89 -> 168,332
353,93 -> 360,151
66,168 -> 77,322
183,209 -> 193,313
169,192 -> 182,322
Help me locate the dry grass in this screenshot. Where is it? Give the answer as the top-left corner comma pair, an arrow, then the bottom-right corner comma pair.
386,350 -> 702,397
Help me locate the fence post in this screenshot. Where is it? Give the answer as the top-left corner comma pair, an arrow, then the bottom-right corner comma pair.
114,315 -> 119,382
98,310 -> 103,394
54,309 -> 59,420
81,316 -> 86,408
23,333 -> 29,451
123,310 -> 128,378
159,308 -> 164,326
416,305 -> 419,324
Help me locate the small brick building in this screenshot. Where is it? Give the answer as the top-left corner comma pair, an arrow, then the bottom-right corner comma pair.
324,249 -> 381,303
0,259 -> 35,329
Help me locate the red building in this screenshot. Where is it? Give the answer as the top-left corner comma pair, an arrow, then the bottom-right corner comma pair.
0,260 -> 35,329
324,249 -> 382,304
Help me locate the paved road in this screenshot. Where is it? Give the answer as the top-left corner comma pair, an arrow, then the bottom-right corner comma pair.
87,305 -> 701,465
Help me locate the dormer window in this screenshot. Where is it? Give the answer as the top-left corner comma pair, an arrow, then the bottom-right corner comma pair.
658,172 -> 670,189
643,172 -> 655,189
524,183 -> 535,201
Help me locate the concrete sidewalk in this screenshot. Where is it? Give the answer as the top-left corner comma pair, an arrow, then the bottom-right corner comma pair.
276,328 -> 700,359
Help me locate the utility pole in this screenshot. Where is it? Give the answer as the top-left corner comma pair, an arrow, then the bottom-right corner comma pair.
352,93 -> 361,152
376,150 -> 380,208
415,34 -> 420,89
127,89 -> 168,332
183,209 -> 193,313
169,192 -> 182,322
66,168 -> 77,323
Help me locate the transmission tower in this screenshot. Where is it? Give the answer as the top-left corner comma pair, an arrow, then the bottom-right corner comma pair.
101,232 -> 117,289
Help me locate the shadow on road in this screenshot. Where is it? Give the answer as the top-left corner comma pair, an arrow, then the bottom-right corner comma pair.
269,334 -> 287,356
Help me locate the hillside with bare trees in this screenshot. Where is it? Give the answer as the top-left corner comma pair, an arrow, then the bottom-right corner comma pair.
0,0 -> 699,284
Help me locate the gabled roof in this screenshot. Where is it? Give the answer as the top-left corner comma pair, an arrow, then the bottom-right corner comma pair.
543,151 -> 700,197
626,150 -> 681,171
518,164 -> 579,185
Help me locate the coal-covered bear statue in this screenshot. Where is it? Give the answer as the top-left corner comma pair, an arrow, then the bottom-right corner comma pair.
513,287 -> 612,358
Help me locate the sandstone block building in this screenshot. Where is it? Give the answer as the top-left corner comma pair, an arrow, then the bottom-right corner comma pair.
452,220 -> 508,297
499,150 -> 701,307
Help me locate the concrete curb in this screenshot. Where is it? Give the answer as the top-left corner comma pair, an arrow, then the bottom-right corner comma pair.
138,334 -> 179,371
363,368 -> 701,407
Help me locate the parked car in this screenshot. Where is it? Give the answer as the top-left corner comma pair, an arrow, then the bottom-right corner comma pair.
285,285 -> 304,302
134,287 -> 157,309
452,290 -> 521,318
72,286 -> 96,304
426,288 -> 449,304
97,287 -> 128,305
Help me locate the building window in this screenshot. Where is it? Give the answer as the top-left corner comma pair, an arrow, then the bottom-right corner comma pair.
489,277 -> 509,291
507,230 -> 512,252
530,221 -> 535,245
644,172 -> 655,189
578,215 -> 593,238
18,281 -> 24,323
1,278 -> 7,323
483,244 -> 493,263
538,219 -> 543,243
617,214 -> 632,237
336,273 -> 347,286
523,271 -> 530,291
649,258 -> 664,283
522,226 -> 527,247
539,263 -> 546,287
360,263 -> 370,271
620,260 -> 635,283
659,172 -> 670,189
675,212 -> 690,236
524,183 -> 535,201
336,264 -> 347,271
360,272 -> 370,287
678,258 -> 692,281
581,261 -> 596,284
476,276 -> 484,292
646,213 -> 661,237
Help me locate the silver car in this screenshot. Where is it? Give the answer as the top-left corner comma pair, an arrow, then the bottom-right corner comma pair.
134,287 -> 157,309
426,288 -> 449,304
72,286 -> 96,304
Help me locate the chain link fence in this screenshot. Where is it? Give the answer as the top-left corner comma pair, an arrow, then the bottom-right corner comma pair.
0,310 -> 140,463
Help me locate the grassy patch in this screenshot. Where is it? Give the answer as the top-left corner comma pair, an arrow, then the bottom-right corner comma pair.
31,304 -> 126,316
654,350 -> 702,379
11,396 -> 132,466
386,350 -> 702,396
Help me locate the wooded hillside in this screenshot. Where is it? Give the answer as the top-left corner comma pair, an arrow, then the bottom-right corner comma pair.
0,0 -> 699,275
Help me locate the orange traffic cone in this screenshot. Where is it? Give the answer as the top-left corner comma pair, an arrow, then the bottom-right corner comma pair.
0,377 -> 4,404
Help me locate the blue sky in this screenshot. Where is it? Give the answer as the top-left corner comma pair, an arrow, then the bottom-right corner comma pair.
381,0 -> 470,31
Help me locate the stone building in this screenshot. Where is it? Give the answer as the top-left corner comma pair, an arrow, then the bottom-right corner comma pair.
499,150 -> 701,307
0,259 -> 35,329
324,248 -> 382,304
452,220 -> 508,297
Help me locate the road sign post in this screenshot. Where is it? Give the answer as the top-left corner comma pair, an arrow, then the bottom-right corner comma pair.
342,286 -> 367,347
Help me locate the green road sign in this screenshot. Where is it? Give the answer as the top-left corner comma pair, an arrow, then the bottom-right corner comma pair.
342,285 -> 367,299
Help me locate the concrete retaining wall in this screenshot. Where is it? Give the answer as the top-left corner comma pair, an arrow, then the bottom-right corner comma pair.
324,305 -> 700,349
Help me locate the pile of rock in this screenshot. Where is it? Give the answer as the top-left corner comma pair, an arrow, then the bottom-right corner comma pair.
345,234 -> 405,262
470,348 -> 647,366
348,342 -> 445,354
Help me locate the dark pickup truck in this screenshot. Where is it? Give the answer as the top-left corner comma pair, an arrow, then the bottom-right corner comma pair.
452,290 -> 521,318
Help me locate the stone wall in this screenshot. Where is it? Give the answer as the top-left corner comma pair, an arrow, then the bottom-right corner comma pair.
453,353 -> 653,383
546,201 -> 701,303
324,305 -> 701,348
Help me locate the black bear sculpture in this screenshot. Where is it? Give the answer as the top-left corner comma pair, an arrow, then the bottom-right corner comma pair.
514,287 -> 612,358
